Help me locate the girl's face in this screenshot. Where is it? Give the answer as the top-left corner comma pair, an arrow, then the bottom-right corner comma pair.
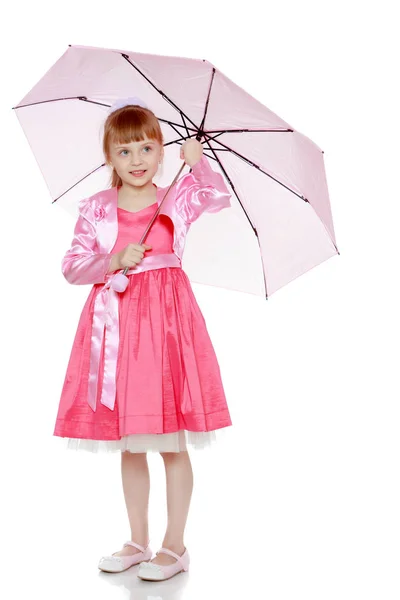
109,137 -> 164,189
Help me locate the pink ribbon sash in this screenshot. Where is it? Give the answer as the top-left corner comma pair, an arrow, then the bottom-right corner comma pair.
87,253 -> 181,412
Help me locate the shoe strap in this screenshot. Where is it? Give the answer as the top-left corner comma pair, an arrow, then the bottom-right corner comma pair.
123,540 -> 149,552
158,547 -> 185,567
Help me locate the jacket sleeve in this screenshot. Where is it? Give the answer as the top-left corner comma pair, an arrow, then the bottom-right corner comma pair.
174,154 -> 232,224
61,197 -> 113,285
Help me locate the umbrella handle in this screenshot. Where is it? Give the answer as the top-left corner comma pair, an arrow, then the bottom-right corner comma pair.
110,160 -> 187,292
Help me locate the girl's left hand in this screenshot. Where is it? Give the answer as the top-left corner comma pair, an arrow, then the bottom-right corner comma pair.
180,139 -> 203,167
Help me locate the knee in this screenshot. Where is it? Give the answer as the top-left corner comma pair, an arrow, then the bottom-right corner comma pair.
159,451 -> 172,459
122,450 -> 147,458
159,450 -> 189,459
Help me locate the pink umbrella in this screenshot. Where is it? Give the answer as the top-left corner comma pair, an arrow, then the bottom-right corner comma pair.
12,43 -> 339,299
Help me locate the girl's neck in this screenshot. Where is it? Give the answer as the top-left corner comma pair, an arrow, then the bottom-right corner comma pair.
118,180 -> 157,198
117,182 -> 158,211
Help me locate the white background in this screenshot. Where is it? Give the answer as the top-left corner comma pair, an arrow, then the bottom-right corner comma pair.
2,1 -> 399,598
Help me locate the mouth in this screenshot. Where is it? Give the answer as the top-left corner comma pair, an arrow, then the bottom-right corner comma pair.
130,170 -> 147,177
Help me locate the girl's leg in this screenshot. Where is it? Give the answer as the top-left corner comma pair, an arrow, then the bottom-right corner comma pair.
113,451 -> 151,557
150,449 -> 194,566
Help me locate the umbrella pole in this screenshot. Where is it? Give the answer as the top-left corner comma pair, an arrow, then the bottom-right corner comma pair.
110,160 -> 187,292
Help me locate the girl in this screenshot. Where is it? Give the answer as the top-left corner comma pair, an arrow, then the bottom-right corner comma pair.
53,98 -> 233,581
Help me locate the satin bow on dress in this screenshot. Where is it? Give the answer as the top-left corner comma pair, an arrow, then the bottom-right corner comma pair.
61,155 -> 232,412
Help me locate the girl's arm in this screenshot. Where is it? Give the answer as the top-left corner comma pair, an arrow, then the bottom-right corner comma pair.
61,197 -> 114,285
174,154 -> 232,224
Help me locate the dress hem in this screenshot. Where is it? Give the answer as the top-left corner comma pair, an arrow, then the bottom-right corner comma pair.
54,427 -> 232,454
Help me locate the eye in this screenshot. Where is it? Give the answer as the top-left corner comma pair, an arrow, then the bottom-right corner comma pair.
119,146 -> 151,155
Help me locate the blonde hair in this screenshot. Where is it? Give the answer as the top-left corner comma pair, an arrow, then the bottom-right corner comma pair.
102,105 -> 164,188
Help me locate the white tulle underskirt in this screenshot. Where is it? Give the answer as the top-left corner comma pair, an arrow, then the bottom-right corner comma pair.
64,429 -> 219,453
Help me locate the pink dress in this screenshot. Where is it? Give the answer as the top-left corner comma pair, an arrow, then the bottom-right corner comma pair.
54,198 -> 232,453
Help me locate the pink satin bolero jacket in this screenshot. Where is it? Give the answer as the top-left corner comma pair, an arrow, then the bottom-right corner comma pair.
60,154 -> 232,413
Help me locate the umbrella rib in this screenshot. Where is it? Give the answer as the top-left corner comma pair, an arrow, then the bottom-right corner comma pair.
197,67 -> 215,136
121,53 -> 204,134
51,135 -> 201,203
12,96 -> 110,109
179,112 -> 193,139
189,67 -> 272,298
51,164 -> 106,203
191,69 -> 268,286
204,134 -> 308,202
49,113 -> 199,202
155,117 -> 198,132
168,122 -> 189,141
202,139 -> 257,233
201,134 -> 339,256
163,138 -> 218,161
201,136 -> 269,299
205,128 -> 295,134
13,98 -> 202,138
162,128 -> 308,205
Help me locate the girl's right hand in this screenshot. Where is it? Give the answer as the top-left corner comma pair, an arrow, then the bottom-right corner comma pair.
117,243 -> 152,269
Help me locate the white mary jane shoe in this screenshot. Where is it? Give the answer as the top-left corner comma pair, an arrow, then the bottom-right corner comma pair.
137,546 -> 190,581
98,540 -> 153,573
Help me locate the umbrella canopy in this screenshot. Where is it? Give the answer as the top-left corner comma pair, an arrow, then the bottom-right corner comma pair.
13,43 -> 339,298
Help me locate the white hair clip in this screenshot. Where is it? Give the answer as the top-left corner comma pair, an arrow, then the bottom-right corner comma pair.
108,96 -> 149,114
